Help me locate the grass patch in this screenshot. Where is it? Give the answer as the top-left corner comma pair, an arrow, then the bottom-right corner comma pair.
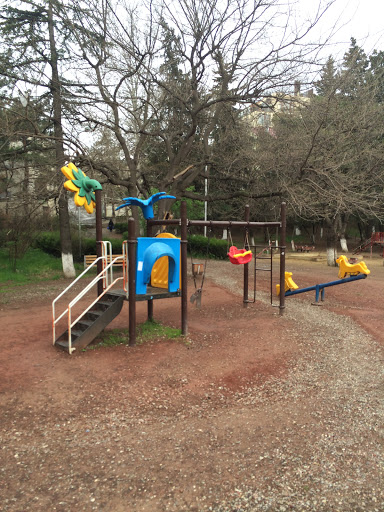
90,328 -> 130,348
137,319 -> 182,344
86,320 -> 184,351
0,248 -> 83,289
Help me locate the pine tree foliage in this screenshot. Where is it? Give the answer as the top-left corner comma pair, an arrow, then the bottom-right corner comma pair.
255,39 -> 384,263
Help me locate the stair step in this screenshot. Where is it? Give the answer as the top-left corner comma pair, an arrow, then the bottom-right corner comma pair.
76,319 -> 94,328
85,310 -> 104,321
97,301 -> 116,308
55,340 -> 71,350
55,294 -> 125,353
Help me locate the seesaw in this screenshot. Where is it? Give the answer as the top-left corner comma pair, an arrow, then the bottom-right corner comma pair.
276,255 -> 370,305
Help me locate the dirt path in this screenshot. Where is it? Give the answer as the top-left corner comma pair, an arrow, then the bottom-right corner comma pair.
1,256 -> 383,511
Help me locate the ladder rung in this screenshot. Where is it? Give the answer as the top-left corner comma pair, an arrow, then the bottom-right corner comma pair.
255,267 -> 272,272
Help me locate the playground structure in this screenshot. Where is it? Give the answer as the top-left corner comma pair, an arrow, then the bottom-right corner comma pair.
276,255 -> 370,304
353,232 -> 384,257
52,165 -> 288,354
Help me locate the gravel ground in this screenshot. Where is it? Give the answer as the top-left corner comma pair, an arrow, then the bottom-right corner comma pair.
1,259 -> 383,511
210,307 -> 384,511
207,261 -> 384,511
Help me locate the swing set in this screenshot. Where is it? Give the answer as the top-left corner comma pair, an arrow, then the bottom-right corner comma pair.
187,220 -> 280,308
145,202 -> 287,343
225,225 -> 280,305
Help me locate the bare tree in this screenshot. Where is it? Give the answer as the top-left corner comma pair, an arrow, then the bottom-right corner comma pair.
255,48 -> 384,265
62,0 -> 335,217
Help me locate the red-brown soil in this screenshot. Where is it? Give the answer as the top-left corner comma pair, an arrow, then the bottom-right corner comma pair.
1,254 -> 383,511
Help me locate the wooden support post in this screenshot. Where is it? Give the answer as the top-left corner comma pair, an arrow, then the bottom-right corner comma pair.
146,220 -> 154,322
128,218 -> 137,345
279,202 -> 286,315
243,204 -> 250,307
181,201 -> 188,335
95,189 -> 103,297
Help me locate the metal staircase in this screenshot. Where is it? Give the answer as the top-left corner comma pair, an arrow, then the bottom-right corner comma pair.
54,292 -> 124,353
353,232 -> 384,255
352,237 -> 374,254
52,242 -> 128,354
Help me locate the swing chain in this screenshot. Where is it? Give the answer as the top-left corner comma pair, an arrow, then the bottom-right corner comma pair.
227,226 -> 233,251
190,228 -> 211,307
244,228 -> 250,250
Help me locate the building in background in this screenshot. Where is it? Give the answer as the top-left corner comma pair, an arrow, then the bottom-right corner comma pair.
243,82 -> 312,135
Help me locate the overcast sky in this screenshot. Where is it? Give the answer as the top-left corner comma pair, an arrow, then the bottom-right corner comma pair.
309,0 -> 384,58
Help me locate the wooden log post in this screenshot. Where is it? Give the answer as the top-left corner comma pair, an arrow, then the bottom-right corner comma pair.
95,189 -> 103,297
146,220 -> 154,322
243,204 -> 250,307
181,201 -> 188,335
128,217 -> 137,345
279,202 -> 286,315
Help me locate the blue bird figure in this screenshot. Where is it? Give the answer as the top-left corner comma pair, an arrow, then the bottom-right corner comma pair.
116,192 -> 176,219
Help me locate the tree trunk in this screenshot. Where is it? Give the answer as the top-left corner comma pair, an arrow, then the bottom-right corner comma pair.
48,1 -> 75,278
58,191 -> 75,277
23,137 -> 29,215
338,213 -> 349,253
340,237 -> 348,252
325,219 -> 338,266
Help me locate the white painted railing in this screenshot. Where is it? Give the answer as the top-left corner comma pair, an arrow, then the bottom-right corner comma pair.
101,240 -> 113,288
122,240 -> 128,292
52,248 -> 127,354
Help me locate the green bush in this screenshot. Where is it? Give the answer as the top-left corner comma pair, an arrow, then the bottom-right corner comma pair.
35,231 -> 125,261
34,231 -> 62,257
35,230 -> 228,262
82,237 -> 124,255
114,222 -> 127,234
187,234 -> 227,260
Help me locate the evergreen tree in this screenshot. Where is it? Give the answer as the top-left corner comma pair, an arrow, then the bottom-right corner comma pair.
0,0 -> 84,277
368,49 -> 384,103
315,56 -> 339,96
340,38 -> 369,96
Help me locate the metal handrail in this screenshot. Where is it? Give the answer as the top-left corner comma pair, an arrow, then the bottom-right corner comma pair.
67,271 -> 124,354
52,254 -> 124,350
101,241 -> 113,288
52,257 -> 103,344
122,240 -> 128,292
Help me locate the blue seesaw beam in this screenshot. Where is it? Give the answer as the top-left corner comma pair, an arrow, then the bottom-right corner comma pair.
285,274 -> 367,304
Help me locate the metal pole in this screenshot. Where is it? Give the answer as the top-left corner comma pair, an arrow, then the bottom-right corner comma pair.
181,201 -> 188,335
149,219 -> 281,228
95,189 -> 103,296
128,218 -> 137,345
279,202 -> 286,315
243,204 -> 250,307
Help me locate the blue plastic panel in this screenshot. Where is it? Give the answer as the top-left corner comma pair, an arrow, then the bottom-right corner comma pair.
136,237 -> 181,295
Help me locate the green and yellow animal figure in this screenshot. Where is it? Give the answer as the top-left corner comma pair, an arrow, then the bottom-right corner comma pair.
336,255 -> 370,279
276,271 -> 299,296
61,162 -> 102,214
